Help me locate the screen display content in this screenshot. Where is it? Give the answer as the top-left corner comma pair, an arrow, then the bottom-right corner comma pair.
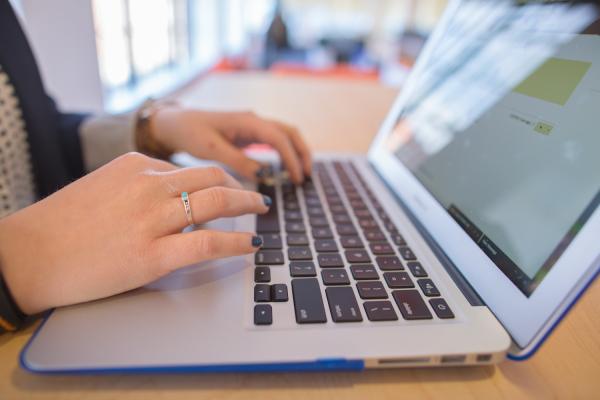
387,1 -> 600,296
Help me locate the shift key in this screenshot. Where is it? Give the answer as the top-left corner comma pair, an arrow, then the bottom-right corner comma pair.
292,279 -> 327,323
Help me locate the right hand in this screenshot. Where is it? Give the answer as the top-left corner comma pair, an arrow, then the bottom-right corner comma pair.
0,152 -> 270,315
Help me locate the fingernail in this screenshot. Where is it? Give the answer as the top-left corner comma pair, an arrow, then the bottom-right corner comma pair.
255,165 -> 274,179
262,195 -> 272,207
251,235 -> 263,248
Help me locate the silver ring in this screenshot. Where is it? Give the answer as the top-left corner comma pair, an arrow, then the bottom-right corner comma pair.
181,191 -> 193,226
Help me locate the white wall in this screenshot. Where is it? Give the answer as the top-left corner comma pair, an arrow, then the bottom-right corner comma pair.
18,0 -> 105,113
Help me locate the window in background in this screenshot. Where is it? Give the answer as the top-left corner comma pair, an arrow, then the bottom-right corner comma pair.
93,0 -> 193,112
93,0 -> 276,112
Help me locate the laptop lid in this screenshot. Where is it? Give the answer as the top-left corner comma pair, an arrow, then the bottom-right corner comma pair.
367,0 -> 600,358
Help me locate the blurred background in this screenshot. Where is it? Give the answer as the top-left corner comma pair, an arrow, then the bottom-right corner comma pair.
14,0 -> 447,113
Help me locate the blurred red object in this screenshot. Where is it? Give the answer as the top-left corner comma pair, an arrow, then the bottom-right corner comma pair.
270,62 -> 378,81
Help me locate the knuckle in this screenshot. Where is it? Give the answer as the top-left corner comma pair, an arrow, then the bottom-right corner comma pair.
206,187 -> 229,209
122,151 -> 149,164
205,166 -> 227,184
198,233 -> 218,258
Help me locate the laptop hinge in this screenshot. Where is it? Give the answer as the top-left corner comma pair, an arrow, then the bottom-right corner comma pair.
367,161 -> 484,307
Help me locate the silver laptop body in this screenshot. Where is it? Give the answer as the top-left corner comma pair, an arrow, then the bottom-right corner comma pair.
21,0 -> 600,372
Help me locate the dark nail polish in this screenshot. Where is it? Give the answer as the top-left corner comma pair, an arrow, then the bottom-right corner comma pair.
251,235 -> 263,248
255,165 -> 274,179
263,195 -> 272,207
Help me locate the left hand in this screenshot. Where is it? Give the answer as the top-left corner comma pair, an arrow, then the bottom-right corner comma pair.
150,108 -> 312,184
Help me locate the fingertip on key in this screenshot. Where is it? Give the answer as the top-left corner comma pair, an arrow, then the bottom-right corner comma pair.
251,235 -> 263,248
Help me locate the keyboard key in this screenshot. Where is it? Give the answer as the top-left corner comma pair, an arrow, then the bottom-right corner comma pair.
337,224 -> 358,236
288,247 -> 313,260
370,242 -> 395,255
376,256 -> 403,270
326,196 -> 343,205
284,201 -> 300,211
255,250 -> 284,265
259,233 -> 282,250
378,211 -> 390,222
284,210 -> 303,221
283,192 -> 297,203
340,236 -> 364,249
399,246 -> 417,260
309,216 -> 328,227
307,207 -> 325,217
287,233 -> 309,246
350,265 -> 379,280
354,209 -> 372,218
305,197 -> 321,207
285,222 -> 306,233
290,261 -> 317,277
345,250 -> 371,263
364,229 -> 386,242
333,213 -> 352,224
418,279 -> 440,297
318,253 -> 344,268
321,269 -> 351,285
407,262 -> 428,277
429,298 -> 454,319
346,192 -> 362,201
356,281 -> 388,299
383,272 -> 414,288
363,301 -> 398,321
254,267 -> 271,283
350,199 -> 366,209
392,290 -> 432,320
254,284 -> 270,302
256,213 -> 279,233
391,234 -> 406,246
329,204 -> 347,214
326,287 -> 362,322
254,304 -> 272,325
292,278 -> 327,323
314,239 -> 338,253
271,284 -> 289,302
358,218 -> 379,230
384,221 -> 398,233
312,227 -> 334,239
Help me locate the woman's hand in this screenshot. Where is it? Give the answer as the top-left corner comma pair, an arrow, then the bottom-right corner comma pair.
150,108 -> 312,184
0,152 -> 270,315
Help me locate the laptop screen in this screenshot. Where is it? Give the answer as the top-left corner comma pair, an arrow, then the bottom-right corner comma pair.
385,1 -> 600,296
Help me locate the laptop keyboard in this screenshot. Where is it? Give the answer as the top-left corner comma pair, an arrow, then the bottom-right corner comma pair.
253,161 -> 454,326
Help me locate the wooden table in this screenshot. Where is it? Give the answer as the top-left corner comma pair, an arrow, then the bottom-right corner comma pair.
1,72 -> 598,399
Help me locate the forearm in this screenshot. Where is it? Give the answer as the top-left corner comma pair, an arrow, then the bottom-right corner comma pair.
79,112 -> 136,171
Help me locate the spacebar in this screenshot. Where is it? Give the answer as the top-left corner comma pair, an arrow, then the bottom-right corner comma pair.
292,279 -> 327,324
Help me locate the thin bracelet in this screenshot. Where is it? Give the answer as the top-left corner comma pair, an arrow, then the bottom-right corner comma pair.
134,98 -> 179,160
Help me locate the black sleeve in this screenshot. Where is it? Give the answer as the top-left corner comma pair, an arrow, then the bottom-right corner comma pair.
48,96 -> 90,181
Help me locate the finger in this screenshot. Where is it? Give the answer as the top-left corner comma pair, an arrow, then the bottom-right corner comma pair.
158,165 -> 243,195
270,120 -> 312,176
250,121 -> 304,184
151,230 -> 262,273
199,133 -> 263,181
164,187 -> 270,233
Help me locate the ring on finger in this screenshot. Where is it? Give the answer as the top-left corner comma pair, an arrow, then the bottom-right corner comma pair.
181,191 -> 194,226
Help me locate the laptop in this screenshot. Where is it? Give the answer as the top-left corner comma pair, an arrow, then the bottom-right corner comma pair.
21,0 -> 600,372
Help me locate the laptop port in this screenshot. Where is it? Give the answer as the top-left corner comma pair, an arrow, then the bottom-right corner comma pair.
440,355 -> 466,364
377,357 -> 431,366
476,354 -> 493,363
